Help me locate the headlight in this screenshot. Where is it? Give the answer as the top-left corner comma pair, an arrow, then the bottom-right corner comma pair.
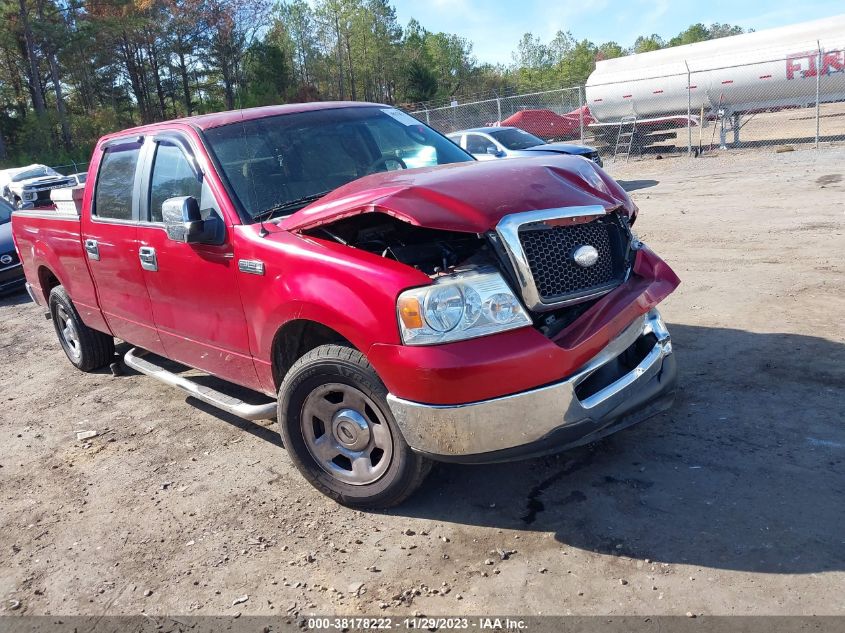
396,268 -> 531,345
23,191 -> 36,200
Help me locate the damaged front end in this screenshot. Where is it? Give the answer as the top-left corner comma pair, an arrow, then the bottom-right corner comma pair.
302,203 -> 641,342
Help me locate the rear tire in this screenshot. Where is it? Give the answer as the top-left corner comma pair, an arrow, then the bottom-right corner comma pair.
49,285 -> 115,371
278,344 -> 432,508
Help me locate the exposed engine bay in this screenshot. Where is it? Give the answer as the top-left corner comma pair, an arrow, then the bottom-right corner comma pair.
304,211 -> 608,339
305,213 -> 490,276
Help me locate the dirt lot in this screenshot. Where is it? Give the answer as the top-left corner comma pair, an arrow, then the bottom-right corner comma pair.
1,148 -> 844,618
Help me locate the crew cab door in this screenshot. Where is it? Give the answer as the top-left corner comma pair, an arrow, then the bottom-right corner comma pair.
135,135 -> 260,390
83,137 -> 166,355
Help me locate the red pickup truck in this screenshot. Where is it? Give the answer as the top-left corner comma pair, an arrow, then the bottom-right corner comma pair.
11,102 -> 679,507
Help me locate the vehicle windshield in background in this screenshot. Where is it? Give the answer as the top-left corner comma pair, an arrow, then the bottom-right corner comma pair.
12,166 -> 59,181
203,106 -> 474,220
490,128 -> 546,150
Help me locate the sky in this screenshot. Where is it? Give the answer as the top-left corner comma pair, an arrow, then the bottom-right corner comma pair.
390,0 -> 845,65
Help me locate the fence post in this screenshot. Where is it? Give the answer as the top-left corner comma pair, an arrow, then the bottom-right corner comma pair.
685,60 -> 692,157
815,40 -> 821,149
578,87 -> 585,144
425,109 -> 430,126
496,96 -> 502,124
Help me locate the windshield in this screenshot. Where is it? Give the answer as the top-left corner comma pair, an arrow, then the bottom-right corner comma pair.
203,106 -> 474,220
490,128 -> 545,150
12,166 -> 58,182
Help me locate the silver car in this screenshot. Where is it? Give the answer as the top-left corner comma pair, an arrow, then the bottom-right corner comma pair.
448,127 -> 603,167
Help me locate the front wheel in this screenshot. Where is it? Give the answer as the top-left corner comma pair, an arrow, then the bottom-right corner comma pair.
49,285 -> 115,371
278,344 -> 431,508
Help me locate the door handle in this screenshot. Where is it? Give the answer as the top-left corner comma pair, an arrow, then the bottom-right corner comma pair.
84,238 -> 99,261
139,246 -> 158,272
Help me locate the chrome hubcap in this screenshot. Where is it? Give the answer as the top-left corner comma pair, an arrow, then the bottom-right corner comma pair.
56,305 -> 81,362
301,383 -> 393,485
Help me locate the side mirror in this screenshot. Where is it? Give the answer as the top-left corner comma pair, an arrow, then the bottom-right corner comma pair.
162,196 -> 223,244
485,146 -> 499,155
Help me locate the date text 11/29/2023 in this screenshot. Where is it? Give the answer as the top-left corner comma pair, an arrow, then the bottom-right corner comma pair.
307,617 -> 528,630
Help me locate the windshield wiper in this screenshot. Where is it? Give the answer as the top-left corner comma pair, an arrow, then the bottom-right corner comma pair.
252,190 -> 333,223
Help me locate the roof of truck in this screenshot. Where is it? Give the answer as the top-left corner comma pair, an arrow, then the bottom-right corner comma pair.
111,101 -> 384,138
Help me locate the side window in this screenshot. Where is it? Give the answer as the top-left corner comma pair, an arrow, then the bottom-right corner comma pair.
94,142 -> 141,220
466,134 -> 495,154
148,142 -> 203,222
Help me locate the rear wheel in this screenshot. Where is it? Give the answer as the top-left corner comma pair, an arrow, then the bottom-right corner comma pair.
49,286 -> 115,371
278,344 -> 431,508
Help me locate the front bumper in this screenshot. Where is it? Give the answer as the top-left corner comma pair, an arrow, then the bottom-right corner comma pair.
386,309 -> 676,463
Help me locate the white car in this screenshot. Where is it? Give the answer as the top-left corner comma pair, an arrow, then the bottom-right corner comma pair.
0,164 -> 75,209
447,127 -> 603,167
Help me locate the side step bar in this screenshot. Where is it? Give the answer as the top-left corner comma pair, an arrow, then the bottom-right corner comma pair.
123,348 -> 277,421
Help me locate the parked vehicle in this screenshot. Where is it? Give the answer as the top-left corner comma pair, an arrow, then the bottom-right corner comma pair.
68,172 -> 88,186
0,197 -> 25,295
11,102 -> 679,507
448,126 -> 603,166
0,164 -> 76,209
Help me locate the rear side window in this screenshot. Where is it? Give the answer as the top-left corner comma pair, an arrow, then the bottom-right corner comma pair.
94,142 -> 141,220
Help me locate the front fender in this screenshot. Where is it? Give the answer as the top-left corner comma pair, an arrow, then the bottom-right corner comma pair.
233,225 -> 429,394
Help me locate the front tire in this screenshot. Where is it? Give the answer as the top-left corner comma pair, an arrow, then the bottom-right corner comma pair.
49,285 -> 115,371
278,344 -> 431,508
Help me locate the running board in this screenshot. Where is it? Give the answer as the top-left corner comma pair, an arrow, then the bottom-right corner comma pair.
123,348 -> 277,421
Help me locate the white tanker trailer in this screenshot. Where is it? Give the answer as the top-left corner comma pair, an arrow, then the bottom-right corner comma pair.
585,15 -> 845,150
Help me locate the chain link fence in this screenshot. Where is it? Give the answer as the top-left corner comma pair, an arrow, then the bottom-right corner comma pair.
50,161 -> 89,176
409,87 -> 586,141
408,46 -> 845,164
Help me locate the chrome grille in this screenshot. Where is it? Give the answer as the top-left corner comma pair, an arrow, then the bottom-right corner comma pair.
495,207 -> 631,312
519,220 -> 617,301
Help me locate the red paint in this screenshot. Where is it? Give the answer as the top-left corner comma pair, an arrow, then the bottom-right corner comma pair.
652,90 -> 664,94
759,74 -> 772,79
721,80 -> 734,84
787,51 -> 818,79
622,94 -> 633,99
12,104 -> 678,407
497,108 -> 591,140
368,247 -> 679,405
821,50 -> 844,75
280,158 -> 636,234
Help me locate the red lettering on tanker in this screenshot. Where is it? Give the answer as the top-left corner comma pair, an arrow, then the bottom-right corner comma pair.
787,50 -> 844,79
822,51 -> 844,75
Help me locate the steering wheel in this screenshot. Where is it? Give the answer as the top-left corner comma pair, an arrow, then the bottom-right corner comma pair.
365,155 -> 407,175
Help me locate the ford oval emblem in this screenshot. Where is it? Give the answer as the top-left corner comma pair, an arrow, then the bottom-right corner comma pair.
573,245 -> 599,268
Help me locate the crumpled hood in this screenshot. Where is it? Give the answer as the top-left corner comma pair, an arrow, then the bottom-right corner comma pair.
278,155 -> 634,234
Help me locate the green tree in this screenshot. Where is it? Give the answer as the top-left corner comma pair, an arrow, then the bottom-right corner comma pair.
404,59 -> 437,102
242,41 -> 293,106
597,41 -> 625,60
633,34 -> 665,53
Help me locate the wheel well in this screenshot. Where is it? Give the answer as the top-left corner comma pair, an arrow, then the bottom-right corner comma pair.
37,266 -> 60,303
271,320 -> 353,389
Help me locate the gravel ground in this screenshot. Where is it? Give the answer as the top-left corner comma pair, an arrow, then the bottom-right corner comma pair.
1,148 -> 844,618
